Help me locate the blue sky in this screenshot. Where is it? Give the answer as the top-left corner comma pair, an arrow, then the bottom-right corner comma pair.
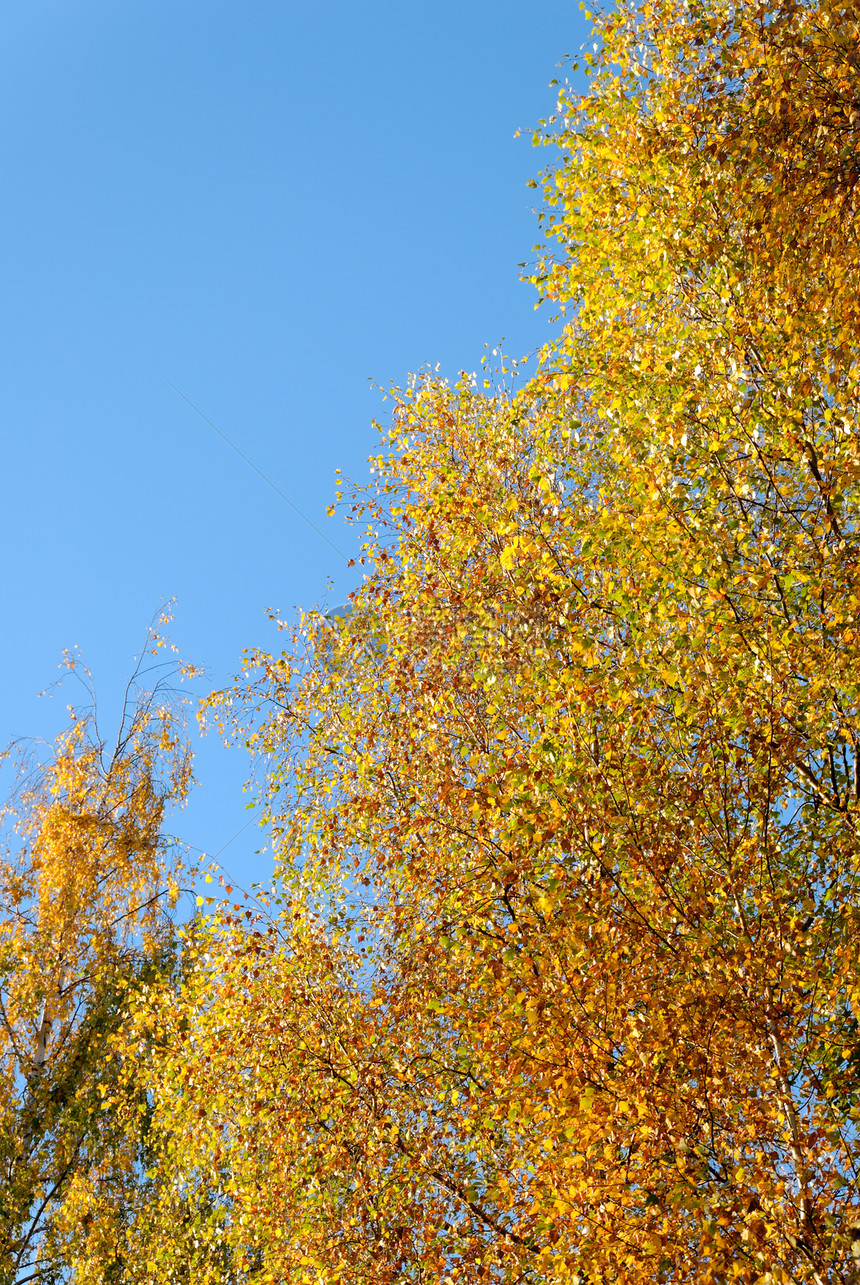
0,0 -> 584,892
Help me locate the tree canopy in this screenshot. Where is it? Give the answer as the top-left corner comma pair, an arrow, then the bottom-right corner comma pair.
8,0 -> 860,1280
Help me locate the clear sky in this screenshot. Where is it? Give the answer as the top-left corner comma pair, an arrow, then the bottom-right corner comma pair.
0,0 -> 585,892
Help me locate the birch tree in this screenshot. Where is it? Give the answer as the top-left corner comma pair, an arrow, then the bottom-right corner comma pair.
133,0 -> 860,1280
0,645 -> 192,1283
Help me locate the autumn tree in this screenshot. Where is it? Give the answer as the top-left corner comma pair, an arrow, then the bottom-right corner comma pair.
0,641 -> 193,1284
137,1 -> 860,1282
